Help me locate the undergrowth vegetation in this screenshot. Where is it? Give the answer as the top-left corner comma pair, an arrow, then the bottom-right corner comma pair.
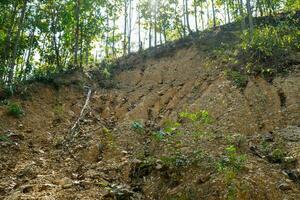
240,20 -> 300,75
218,145 -> 247,200
131,110 -> 250,199
6,102 -> 24,118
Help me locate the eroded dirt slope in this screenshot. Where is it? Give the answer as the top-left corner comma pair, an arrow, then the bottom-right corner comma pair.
0,45 -> 300,199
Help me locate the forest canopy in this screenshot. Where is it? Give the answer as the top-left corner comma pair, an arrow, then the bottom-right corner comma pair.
0,0 -> 299,87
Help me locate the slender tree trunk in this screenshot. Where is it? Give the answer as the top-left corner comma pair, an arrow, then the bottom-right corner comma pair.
112,13 -> 116,56
200,2 -> 204,30
128,0 -> 132,54
182,0 -> 186,37
154,0 -> 157,48
149,21 -> 152,48
51,7 -> 61,70
79,24 -> 84,68
138,11 -> 142,51
105,11 -> 109,58
239,0 -> 246,30
226,1 -> 231,23
246,0 -> 254,38
160,32 -> 162,45
194,0 -> 198,31
74,0 -> 80,66
206,0 -> 210,28
185,0 -> 191,33
173,3 -> 182,38
8,0 -> 27,85
211,0 -> 216,28
163,26 -> 167,43
3,2 -> 18,66
123,0 -> 127,55
85,41 -> 89,65
23,27 -> 35,81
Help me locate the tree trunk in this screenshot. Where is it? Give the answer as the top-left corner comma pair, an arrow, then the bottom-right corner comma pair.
138,11 -> 142,51
85,42 -> 89,65
182,0 -> 186,37
74,0 -> 80,66
194,0 -> 198,31
206,0 -> 210,27
23,27 -> 35,81
51,7 -> 61,70
123,0 -> 127,55
8,0 -> 27,85
105,11 -> 109,58
163,26 -> 167,43
3,2 -> 18,66
246,0 -> 254,38
149,21 -> 152,48
128,0 -> 132,54
211,0 -> 216,28
200,2 -> 204,30
112,13 -> 116,56
79,24 -> 84,68
154,0 -> 157,48
239,0 -> 246,30
185,0 -> 191,33
160,32 -> 162,45
226,1 -> 231,23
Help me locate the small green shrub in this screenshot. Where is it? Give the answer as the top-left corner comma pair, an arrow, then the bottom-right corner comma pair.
162,120 -> 181,134
102,68 -> 111,79
240,22 -> 300,74
0,135 -> 10,142
53,104 -> 64,122
160,152 -> 190,168
152,131 -> 166,141
218,145 -> 247,173
225,70 -> 248,88
218,145 -> 247,200
32,67 -> 57,83
269,148 -> 286,163
179,110 -> 211,123
131,121 -> 145,134
7,102 -> 24,118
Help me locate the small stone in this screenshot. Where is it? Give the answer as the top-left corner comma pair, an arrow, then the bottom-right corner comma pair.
62,183 -> 73,189
132,159 -> 142,164
39,184 -> 56,191
26,129 -> 33,133
263,132 -> 274,142
20,185 -> 34,193
155,163 -> 163,170
97,180 -> 109,187
278,182 -> 292,191
121,150 -> 128,155
56,177 -> 73,189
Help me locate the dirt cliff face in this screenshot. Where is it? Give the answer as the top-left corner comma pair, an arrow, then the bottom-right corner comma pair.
0,46 -> 299,199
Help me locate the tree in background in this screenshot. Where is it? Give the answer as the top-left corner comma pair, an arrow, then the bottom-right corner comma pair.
0,0 -> 298,87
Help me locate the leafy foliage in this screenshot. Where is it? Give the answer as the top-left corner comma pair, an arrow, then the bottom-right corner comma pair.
225,70 -> 248,88
7,102 -> 24,118
218,145 -> 247,200
131,121 -> 145,134
0,134 -> 10,142
240,21 -> 300,74
0,0 -> 297,87
179,110 -> 211,123
218,145 -> 246,173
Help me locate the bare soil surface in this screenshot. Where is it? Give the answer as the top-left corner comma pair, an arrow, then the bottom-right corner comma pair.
0,46 -> 300,199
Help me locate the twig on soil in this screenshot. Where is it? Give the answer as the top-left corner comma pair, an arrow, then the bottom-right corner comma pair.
70,86 -> 92,136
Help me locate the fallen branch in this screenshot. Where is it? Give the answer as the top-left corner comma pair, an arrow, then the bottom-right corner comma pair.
70,86 -> 92,136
